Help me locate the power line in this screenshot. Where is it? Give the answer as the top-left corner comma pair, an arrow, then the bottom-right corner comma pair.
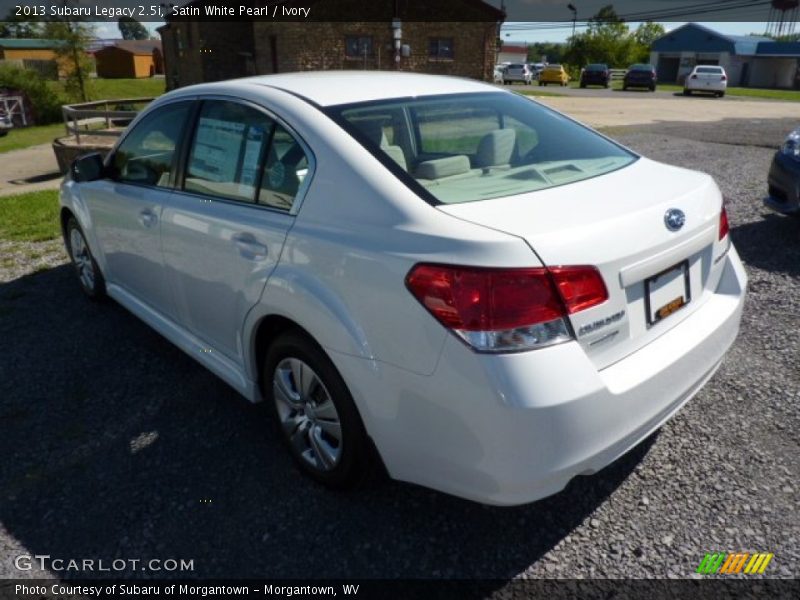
501,0 -> 773,30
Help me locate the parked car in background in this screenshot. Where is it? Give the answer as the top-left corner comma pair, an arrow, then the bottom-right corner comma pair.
580,63 -> 611,88
0,110 -> 12,137
539,64 -> 569,86
529,63 -> 546,79
503,63 -> 532,85
623,64 -> 657,91
765,126 -> 800,216
493,64 -> 506,85
683,65 -> 728,97
61,72 -> 746,506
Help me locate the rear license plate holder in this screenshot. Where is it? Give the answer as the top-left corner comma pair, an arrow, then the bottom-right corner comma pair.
645,260 -> 691,326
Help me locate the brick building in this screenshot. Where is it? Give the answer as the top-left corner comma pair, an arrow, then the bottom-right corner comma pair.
157,0 -> 504,90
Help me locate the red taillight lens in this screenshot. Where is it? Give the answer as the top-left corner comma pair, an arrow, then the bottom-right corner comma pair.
405,264 -> 608,352
691,74 -> 698,79
721,74 -> 727,81
719,205 -> 730,240
548,266 -> 609,314
405,265 -> 564,332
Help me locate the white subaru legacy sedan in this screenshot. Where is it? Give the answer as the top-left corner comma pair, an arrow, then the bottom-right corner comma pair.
61,72 -> 746,505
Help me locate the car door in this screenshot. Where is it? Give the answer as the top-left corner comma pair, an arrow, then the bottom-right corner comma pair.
160,98 -> 313,364
80,100 -> 193,319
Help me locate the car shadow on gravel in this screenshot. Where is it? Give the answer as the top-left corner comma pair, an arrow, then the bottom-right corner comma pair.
732,213 -> 800,277
0,265 -> 656,589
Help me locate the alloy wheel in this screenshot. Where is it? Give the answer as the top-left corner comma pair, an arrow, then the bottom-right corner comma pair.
272,357 -> 343,472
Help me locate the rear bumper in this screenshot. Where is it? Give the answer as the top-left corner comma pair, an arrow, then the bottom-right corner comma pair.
764,151 -> 800,214
685,81 -> 726,92
333,247 -> 747,505
624,78 -> 656,88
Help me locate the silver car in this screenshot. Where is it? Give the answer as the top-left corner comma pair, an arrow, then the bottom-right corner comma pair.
0,111 -> 12,137
502,63 -> 532,85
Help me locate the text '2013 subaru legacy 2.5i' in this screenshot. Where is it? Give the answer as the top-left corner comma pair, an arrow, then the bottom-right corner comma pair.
61,72 -> 746,506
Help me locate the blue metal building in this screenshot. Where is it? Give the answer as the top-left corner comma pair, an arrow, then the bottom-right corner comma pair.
650,23 -> 800,88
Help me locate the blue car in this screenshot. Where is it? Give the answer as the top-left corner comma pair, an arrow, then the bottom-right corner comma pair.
765,127 -> 800,216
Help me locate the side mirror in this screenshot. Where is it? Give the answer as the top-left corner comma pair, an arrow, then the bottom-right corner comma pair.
70,152 -> 106,183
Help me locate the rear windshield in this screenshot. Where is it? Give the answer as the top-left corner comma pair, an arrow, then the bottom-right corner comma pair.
325,92 -> 637,205
696,66 -> 723,73
508,64 -> 525,69
586,64 -> 607,71
630,64 -> 653,71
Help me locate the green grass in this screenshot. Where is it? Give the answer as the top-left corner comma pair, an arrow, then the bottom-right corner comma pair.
90,77 -> 165,99
0,190 -> 61,242
0,123 -> 67,154
47,77 -> 166,101
517,89 -> 569,98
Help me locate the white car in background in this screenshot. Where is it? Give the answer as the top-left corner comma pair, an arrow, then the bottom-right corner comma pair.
502,63 -> 533,85
61,72 -> 746,506
684,65 -> 728,97
493,64 -> 506,84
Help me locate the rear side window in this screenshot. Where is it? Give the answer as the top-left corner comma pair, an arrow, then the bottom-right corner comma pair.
183,100 -> 311,210
259,124 -> 310,211
114,102 -> 191,187
185,101 -> 273,203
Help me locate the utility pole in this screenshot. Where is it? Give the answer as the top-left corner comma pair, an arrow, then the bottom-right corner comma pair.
568,3 -> 577,41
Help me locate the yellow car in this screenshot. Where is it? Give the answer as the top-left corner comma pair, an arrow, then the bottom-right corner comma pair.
539,64 -> 570,87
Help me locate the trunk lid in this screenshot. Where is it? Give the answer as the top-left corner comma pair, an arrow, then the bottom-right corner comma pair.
437,157 -> 730,370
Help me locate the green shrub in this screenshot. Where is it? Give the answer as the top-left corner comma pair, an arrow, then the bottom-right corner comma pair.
0,64 -> 65,125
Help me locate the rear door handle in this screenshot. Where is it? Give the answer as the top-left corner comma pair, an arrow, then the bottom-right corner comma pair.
138,208 -> 158,228
232,232 -> 268,260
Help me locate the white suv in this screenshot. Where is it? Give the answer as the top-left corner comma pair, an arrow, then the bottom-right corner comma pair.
62,72 -> 746,505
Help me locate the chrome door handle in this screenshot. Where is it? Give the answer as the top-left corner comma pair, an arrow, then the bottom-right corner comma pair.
138,209 -> 158,228
232,233 -> 268,260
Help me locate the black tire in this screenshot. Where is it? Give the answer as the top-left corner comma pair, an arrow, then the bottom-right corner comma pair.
719,91 -> 725,98
683,88 -> 691,96
539,81 -> 544,86
580,82 -> 586,88
65,217 -> 106,300
650,85 -> 656,92
263,330 -> 376,489
623,85 -> 628,91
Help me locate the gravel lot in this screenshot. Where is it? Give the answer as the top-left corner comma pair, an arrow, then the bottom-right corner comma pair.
0,117 -> 797,586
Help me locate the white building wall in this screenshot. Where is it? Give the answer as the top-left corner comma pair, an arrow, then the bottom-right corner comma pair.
749,58 -> 798,88
496,51 -> 526,64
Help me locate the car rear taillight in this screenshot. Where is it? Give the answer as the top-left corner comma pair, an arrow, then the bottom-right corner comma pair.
691,74 -> 698,79
719,205 -> 730,240
721,74 -> 727,81
405,264 -> 607,352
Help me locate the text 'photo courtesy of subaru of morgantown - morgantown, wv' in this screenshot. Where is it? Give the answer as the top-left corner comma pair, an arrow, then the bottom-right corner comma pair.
62,71 -> 746,506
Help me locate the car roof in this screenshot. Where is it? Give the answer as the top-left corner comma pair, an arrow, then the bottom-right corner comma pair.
165,71 -> 498,107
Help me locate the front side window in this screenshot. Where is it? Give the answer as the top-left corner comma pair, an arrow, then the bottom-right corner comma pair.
429,38 -> 454,60
345,36 -> 372,58
113,102 -> 191,187
328,92 -> 637,205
